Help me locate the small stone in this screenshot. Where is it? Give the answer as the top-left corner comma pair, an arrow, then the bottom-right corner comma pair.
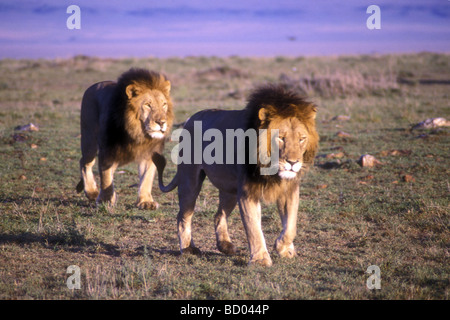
336,131 -> 351,138
15,123 -> 39,132
402,174 -> 415,183
412,117 -> 450,130
326,152 -> 345,159
332,115 -> 351,121
358,154 -> 382,167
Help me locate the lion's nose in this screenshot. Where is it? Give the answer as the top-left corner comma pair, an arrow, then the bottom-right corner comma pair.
157,119 -> 167,132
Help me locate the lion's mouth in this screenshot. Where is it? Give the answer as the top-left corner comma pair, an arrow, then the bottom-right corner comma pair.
278,161 -> 302,179
149,131 -> 165,139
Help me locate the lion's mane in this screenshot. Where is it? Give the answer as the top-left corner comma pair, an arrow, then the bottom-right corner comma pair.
104,68 -> 174,162
243,85 -> 319,202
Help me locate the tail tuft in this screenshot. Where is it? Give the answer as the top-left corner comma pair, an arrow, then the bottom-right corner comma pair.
76,180 -> 84,193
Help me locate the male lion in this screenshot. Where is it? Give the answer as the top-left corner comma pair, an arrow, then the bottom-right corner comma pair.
76,68 -> 174,209
153,85 -> 318,266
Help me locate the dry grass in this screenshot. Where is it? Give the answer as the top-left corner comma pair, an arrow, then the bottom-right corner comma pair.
0,53 -> 449,300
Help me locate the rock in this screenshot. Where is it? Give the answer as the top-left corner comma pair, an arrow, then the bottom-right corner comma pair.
331,115 -> 351,121
412,117 -> 450,130
336,131 -> 352,138
358,154 -> 382,167
326,152 -> 345,159
402,174 -> 415,183
15,123 -> 39,132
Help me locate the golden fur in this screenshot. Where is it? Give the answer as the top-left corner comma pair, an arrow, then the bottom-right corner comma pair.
153,85 -> 318,266
76,68 -> 174,209
243,86 -> 319,203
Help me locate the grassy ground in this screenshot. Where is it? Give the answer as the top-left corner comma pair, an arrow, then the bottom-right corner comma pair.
0,53 -> 448,299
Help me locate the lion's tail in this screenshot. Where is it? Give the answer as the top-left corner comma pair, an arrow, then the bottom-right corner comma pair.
152,153 -> 178,193
76,179 -> 84,193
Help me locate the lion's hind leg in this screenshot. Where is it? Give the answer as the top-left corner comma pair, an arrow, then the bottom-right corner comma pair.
79,123 -> 99,201
79,86 -> 101,202
79,158 -> 99,201
215,191 -> 237,255
177,168 -> 205,255
96,159 -> 118,206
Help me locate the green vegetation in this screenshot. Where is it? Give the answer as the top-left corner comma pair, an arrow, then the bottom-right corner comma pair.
0,53 -> 448,299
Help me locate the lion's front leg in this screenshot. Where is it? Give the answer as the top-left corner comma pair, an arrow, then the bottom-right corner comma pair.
238,194 -> 272,267
97,160 -> 118,207
274,184 -> 300,258
136,159 -> 159,210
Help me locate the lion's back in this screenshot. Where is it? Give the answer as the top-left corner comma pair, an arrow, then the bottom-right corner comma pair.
183,109 -> 246,133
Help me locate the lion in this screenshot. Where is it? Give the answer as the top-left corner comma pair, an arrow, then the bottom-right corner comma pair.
153,85 -> 318,266
76,68 -> 174,209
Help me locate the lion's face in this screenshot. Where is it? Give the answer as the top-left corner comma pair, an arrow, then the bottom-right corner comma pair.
138,90 -> 169,139
270,117 -> 309,179
126,83 -> 171,140
258,108 -> 315,180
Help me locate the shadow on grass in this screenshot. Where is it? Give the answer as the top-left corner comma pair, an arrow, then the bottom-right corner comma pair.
1,193 -> 95,209
0,231 -> 121,257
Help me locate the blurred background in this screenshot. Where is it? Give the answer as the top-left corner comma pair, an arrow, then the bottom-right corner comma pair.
1,0 -> 449,59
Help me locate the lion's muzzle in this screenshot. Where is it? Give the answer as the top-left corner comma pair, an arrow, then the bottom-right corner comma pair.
278,160 -> 302,179
147,120 -> 167,139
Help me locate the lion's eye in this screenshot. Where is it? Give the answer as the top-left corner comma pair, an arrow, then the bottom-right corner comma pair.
162,102 -> 168,110
144,104 -> 151,110
277,137 -> 285,144
299,137 -> 307,143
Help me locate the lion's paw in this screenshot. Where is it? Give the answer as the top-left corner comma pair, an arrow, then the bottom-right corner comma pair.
96,191 -> 117,207
275,240 -> 296,258
217,241 -> 237,255
181,246 -> 201,256
249,252 -> 273,267
137,201 -> 159,210
85,190 -> 99,201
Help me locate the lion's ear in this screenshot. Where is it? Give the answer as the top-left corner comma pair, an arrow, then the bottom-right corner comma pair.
125,84 -> 141,99
307,104 -> 317,120
258,108 -> 267,121
163,80 -> 171,95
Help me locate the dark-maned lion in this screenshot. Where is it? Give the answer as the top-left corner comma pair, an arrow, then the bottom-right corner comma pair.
153,85 -> 318,266
76,68 -> 174,209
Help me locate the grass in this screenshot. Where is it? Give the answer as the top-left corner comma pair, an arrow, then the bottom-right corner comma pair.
0,53 -> 449,300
